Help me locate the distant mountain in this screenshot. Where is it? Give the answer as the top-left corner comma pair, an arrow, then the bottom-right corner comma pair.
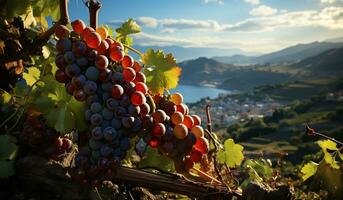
212,41 -> 343,65
325,37 -> 343,43
133,45 -> 257,62
291,46 -> 343,74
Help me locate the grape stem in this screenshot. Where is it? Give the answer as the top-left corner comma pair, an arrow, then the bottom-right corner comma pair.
306,124 -> 343,146
122,43 -> 143,57
84,0 -> 102,29
190,167 -> 222,185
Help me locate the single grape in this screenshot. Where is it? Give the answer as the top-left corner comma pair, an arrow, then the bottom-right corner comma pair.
192,115 -> 201,126
140,103 -> 150,116
89,138 -> 102,150
194,137 -> 209,155
121,117 -> 135,129
102,108 -> 114,121
90,102 -> 102,113
56,38 -> 72,53
112,72 -> 124,84
191,125 -> 204,138
72,41 -> 87,57
171,92 -> 183,105
71,19 -> 86,34
64,51 -> 76,64
183,115 -> 194,129
95,55 -> 108,70
122,81 -> 136,95
65,64 -> 81,77
190,149 -> 202,162
96,27 -> 108,40
101,120 -> 112,129
98,68 -> 112,82
86,95 -> 100,106
142,115 -> 153,129
91,126 -> 103,140
110,40 -> 124,50
110,46 -> 124,61
106,98 -> 119,110
121,55 -> 134,68
85,66 -> 100,81
171,111 -> 184,125
73,89 -> 86,101
148,138 -> 160,148
87,49 -> 98,61
164,102 -> 177,116
128,104 -> 140,116
55,25 -> 70,39
103,127 -> 119,141
123,67 -> 136,82
90,113 -> 103,126
114,106 -> 127,118
130,91 -> 146,106
111,84 -> 124,99
102,92 -> 111,102
133,61 -> 142,72
173,124 -> 188,139
100,145 -> 113,157
135,82 -> 148,94
133,72 -> 146,83
131,117 -> 142,132
71,75 -> 86,88
85,31 -> 101,48
83,81 -> 97,95
176,104 -> 187,115
111,118 -> 122,130
55,68 -> 69,83
55,54 -> 66,68
96,40 -> 109,55
153,109 -> 167,123
151,123 -> 166,137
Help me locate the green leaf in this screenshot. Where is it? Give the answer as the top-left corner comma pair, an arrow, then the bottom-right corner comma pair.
31,0 -> 60,21
217,139 -> 244,168
138,147 -> 175,172
42,45 -> 50,59
0,135 -> 18,160
33,96 -> 55,114
318,140 -> 338,151
1,0 -> 31,20
69,97 -> 87,131
243,159 -> 273,180
0,90 -> 12,105
45,105 -> 75,134
23,67 -> 40,86
102,25 -> 114,37
116,18 -> 141,36
0,160 -> 15,178
142,49 -> 182,94
301,161 -> 318,181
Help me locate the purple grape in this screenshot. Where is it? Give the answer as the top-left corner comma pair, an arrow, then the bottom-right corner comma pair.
65,64 -> 81,77
103,127 -> 118,141
111,72 -> 124,84
102,108 -> 114,121
56,38 -> 72,53
83,81 -> 97,95
120,137 -> 131,151
128,105 -> 140,116
90,102 -> 102,113
85,66 -> 99,81
119,95 -> 130,107
91,126 -> 103,140
86,95 -> 100,105
121,117 -> 135,129
71,75 -> 86,88
85,109 -> 92,121
64,51 -> 76,64
89,138 -> 102,150
100,144 -> 113,157
55,54 -> 66,68
76,57 -> 88,68
106,98 -> 119,110
72,41 -> 87,56
111,118 -> 121,130
90,113 -> 103,126
101,82 -> 112,92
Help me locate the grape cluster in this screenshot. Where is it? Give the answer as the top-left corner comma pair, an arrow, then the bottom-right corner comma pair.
22,114 -> 73,159
53,19 -> 210,184
141,92 -> 210,171
54,20 -> 151,183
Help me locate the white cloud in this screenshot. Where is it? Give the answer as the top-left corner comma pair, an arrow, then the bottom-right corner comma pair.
160,19 -> 222,31
249,5 -> 278,16
136,17 -> 158,28
320,0 -> 343,3
202,0 -> 224,4
244,0 -> 260,5
133,32 -> 294,53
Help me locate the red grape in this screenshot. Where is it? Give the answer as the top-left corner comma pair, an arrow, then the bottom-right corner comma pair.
176,104 -> 186,115
81,27 -> 94,40
194,137 -> 209,155
55,69 -> 69,83
73,90 -> 86,101
173,124 -> 188,139
149,138 -> 160,148
140,103 -> 150,116
192,115 -> 201,126
133,72 -> 146,83
95,55 -> 108,70
85,32 -> 101,49
191,125 -> 204,139
151,123 -> 166,137
110,46 -> 124,61
111,84 -> 124,99
190,149 -> 202,162
72,19 -> 86,34
171,92 -> 183,105
183,115 -> 194,129
171,111 -> 184,125
152,109 -> 167,123
55,25 -> 70,39
135,82 -> 148,94
123,67 -> 136,82
98,68 -> 112,82
164,102 -> 176,116
121,55 -> 134,68
133,61 -> 142,72
96,40 -> 109,55
130,91 -> 146,106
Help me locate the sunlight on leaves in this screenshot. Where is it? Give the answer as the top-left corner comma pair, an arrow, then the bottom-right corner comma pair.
217,139 -> 244,168
301,161 -> 318,181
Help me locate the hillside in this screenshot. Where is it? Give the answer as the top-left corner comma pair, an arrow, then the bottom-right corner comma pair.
213,41 -> 343,65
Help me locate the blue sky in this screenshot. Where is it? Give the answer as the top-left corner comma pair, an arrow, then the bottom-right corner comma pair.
68,0 -> 343,53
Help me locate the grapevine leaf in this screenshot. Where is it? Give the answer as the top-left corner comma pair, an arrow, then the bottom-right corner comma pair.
33,96 -> 54,114
217,139 -> 244,168
23,67 -> 40,86
315,161 -> 343,197
116,18 -> 141,36
42,46 -> 50,59
31,0 -> 60,21
339,152 -> 343,161
143,49 -> 181,94
318,140 -> 338,151
69,98 -> 87,131
0,135 -> 18,160
317,140 -> 340,169
0,160 -> 15,178
102,25 -> 114,37
243,159 -> 273,180
1,0 -> 31,20
138,147 -> 175,172
45,105 -> 75,134
301,161 -> 318,181
0,90 -> 12,104
21,6 -> 37,28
